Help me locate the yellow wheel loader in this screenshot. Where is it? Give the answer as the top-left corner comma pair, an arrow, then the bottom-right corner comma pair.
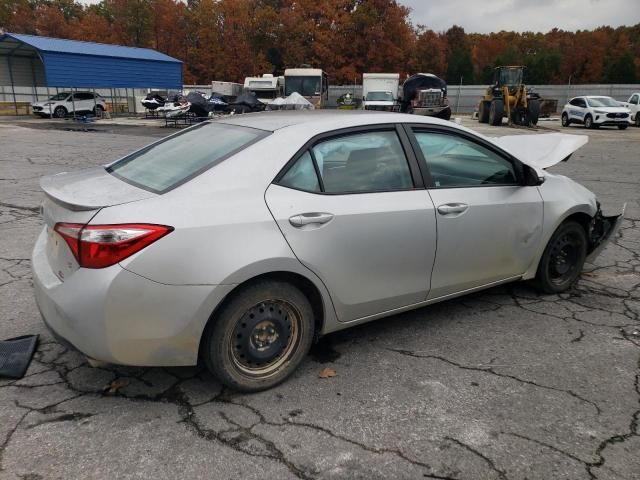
478,66 -> 540,127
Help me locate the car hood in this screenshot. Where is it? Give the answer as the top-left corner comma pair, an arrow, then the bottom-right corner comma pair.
491,133 -> 588,169
590,106 -> 630,113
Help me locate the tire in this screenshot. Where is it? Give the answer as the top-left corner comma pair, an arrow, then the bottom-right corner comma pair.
53,106 -> 67,118
534,221 -> 587,294
93,105 -> 104,116
489,99 -> 504,126
478,101 -> 490,123
584,114 -> 594,129
437,107 -> 452,121
617,124 -> 628,130
635,114 -> 640,127
202,280 -> 315,392
527,99 -> 540,126
561,113 -> 570,127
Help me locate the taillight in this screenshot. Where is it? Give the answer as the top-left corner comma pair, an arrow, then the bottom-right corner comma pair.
54,223 -> 173,269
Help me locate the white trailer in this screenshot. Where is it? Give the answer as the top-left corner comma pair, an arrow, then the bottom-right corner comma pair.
362,73 -> 400,111
243,74 -> 284,104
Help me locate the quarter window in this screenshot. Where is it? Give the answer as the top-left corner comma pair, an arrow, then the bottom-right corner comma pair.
279,151 -> 320,192
414,132 -> 518,188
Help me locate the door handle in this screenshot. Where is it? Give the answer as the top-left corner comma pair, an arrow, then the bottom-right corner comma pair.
289,212 -> 334,227
437,203 -> 469,215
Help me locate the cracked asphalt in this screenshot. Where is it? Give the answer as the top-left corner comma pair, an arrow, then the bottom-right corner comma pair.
0,117 -> 639,480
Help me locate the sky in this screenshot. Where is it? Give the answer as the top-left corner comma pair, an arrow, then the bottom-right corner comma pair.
399,0 -> 640,33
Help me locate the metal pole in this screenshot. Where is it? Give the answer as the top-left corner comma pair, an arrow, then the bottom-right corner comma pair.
30,57 -> 39,102
71,87 -> 76,119
7,56 -> 18,115
455,76 -> 463,115
92,87 -> 97,117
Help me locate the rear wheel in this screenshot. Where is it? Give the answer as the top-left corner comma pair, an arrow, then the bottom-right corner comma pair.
478,101 -> 490,123
202,280 -> 315,392
561,113 -> 570,127
635,114 -> 640,127
584,114 -> 594,129
53,106 -> 67,118
489,99 -> 504,126
535,221 -> 587,294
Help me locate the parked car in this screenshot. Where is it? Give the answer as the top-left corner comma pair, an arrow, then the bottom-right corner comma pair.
31,91 -> 107,118
620,92 -> 640,127
32,112 -> 623,392
561,96 -> 631,129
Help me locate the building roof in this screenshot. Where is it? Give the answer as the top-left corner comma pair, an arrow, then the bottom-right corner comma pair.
1,33 -> 181,63
0,33 -> 182,89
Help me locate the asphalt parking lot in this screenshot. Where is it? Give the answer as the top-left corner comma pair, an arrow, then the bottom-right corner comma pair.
0,116 -> 638,480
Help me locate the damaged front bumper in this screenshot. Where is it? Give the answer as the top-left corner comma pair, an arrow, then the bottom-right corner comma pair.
586,203 -> 626,263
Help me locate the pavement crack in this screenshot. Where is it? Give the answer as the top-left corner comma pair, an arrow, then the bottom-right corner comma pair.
388,348 -> 602,415
444,436 -> 508,480
26,412 -> 94,429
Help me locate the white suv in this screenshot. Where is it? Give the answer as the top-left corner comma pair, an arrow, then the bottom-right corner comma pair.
31,92 -> 107,118
561,95 -> 631,130
621,93 -> 640,127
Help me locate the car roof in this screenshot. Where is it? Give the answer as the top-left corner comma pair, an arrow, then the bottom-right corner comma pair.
215,110 -> 451,132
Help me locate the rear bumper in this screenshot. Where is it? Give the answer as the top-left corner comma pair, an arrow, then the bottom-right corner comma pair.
32,228 -> 234,366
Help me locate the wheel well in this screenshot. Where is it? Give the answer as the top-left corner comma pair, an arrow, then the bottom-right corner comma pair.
198,271 -> 325,360
563,212 -> 592,241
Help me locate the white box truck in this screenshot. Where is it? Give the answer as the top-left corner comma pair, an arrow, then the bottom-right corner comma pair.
362,73 -> 400,111
211,81 -> 243,97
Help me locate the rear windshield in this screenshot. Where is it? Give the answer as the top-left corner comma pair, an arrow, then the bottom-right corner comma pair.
107,122 -> 269,193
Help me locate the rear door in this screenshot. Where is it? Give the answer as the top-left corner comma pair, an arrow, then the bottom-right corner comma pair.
265,126 -> 437,322
407,126 -> 543,299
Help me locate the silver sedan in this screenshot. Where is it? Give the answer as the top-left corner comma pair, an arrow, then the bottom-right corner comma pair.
32,112 -> 623,391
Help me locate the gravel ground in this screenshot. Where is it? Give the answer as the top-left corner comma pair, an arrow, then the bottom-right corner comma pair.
0,116 -> 638,480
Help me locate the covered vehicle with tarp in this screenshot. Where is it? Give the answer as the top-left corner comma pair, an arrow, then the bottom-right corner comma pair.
401,73 -> 450,120
228,91 -> 265,114
267,92 -> 315,110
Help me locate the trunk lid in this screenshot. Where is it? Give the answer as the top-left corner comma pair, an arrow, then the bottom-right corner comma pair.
40,167 -> 156,281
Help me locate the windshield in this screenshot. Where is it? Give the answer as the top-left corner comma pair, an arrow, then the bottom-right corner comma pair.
498,69 -> 523,86
49,93 -> 70,101
250,89 -> 277,100
587,97 -> 620,107
285,76 -> 321,96
107,123 -> 269,193
366,91 -> 394,102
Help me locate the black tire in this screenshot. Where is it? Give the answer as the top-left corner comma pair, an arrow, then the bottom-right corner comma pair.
535,221 -> 587,294
635,114 -> 640,127
53,106 -> 67,118
527,99 -> 540,126
561,113 -> 570,127
617,124 -> 628,130
478,101 -> 490,123
202,280 -> 315,392
437,106 -> 452,121
584,114 -> 594,129
489,99 -> 504,126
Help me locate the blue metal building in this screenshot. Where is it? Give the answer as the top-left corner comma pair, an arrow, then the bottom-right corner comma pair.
0,33 -> 182,89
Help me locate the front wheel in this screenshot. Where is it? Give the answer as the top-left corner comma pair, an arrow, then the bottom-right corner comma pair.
561,113 -> 570,127
53,106 -> 67,118
584,115 -> 594,129
534,221 -> 587,293
202,281 -> 315,392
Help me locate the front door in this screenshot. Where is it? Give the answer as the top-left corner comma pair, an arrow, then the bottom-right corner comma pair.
265,127 -> 437,322
409,128 -> 543,299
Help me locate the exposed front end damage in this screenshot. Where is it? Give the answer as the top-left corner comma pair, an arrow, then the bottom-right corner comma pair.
586,203 -> 626,263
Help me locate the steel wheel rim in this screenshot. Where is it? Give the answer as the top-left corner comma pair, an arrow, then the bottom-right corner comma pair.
229,299 -> 301,378
548,232 -> 581,285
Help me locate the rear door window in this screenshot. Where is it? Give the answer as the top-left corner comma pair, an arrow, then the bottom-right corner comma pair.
108,123 -> 269,193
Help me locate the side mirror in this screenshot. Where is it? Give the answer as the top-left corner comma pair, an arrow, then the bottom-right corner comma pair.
523,165 -> 545,186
